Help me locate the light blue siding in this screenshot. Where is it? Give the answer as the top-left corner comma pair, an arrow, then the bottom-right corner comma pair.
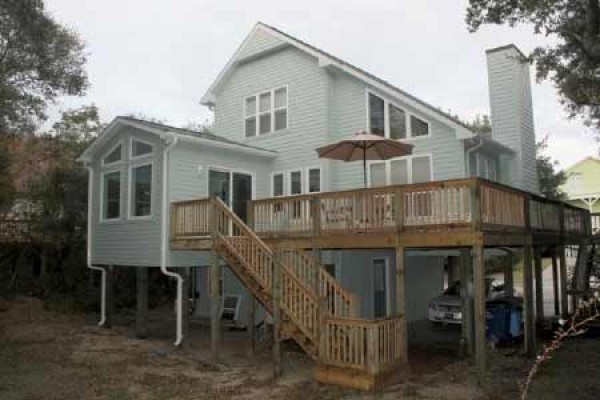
236,27 -> 285,61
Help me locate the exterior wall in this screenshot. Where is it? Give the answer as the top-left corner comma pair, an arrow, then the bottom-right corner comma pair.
213,47 -> 330,196
327,71 -> 466,191
236,27 -> 285,61
167,139 -> 273,267
486,46 -> 538,193
90,126 -> 163,266
561,158 -> 600,198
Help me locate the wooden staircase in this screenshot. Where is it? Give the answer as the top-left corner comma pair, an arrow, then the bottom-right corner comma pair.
175,197 -> 407,389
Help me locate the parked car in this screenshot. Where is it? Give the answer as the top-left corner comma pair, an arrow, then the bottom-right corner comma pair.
428,279 -> 521,325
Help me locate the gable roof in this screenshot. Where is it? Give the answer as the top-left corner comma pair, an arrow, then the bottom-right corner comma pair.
202,22 -> 475,138
564,156 -> 600,172
78,116 -> 276,162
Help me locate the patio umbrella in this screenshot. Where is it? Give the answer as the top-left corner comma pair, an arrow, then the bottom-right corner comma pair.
316,131 -> 414,187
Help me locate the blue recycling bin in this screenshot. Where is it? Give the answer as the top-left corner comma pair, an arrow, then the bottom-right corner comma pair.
486,298 -> 523,343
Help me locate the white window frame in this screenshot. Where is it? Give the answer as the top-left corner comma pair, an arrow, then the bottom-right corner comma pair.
288,169 -> 303,195
271,171 -> 286,197
244,85 -> 288,138
129,137 -> 154,160
366,90 -> 431,141
205,165 -> 257,205
100,168 -> 123,223
305,166 -> 322,193
367,153 -> 434,186
128,160 -> 154,220
101,140 -> 124,167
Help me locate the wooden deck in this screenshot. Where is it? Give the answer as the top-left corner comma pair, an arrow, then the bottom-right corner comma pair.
171,178 -> 591,250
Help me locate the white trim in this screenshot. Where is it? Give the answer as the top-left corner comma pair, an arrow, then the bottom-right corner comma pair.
206,166 -> 257,205
99,168 -> 123,223
367,153 -> 434,186
129,137 -> 155,160
127,160 -> 155,221
372,257 -> 392,318
101,140 -> 124,167
366,89 -> 431,141
305,166 -> 322,193
244,85 -> 288,138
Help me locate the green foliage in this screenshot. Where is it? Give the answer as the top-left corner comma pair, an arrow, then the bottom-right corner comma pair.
466,0 -> 600,131
465,114 -> 492,134
0,141 -> 14,213
537,136 -> 567,199
0,0 -> 88,133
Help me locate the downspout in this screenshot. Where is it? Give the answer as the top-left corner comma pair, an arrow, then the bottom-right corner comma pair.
84,162 -> 106,326
465,136 -> 484,177
159,135 -> 183,346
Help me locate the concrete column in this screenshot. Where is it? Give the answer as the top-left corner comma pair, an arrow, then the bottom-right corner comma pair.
136,267 -> 149,339
459,248 -> 473,357
210,251 -> 221,362
472,245 -> 486,377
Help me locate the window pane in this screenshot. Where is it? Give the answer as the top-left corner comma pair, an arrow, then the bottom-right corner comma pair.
290,171 -> 302,194
132,140 -> 153,157
209,170 -> 230,204
410,116 -> 429,137
370,163 -> 386,187
132,164 -> 152,217
104,145 -> 122,164
103,171 -> 120,219
308,169 -> 320,193
273,174 -> 284,196
390,159 -> 408,185
259,92 -> 271,113
274,109 -> 287,131
412,156 -> 432,183
245,117 -> 256,137
245,96 -> 256,117
274,87 -> 287,109
259,114 -> 271,134
389,104 -> 406,140
369,94 -> 385,136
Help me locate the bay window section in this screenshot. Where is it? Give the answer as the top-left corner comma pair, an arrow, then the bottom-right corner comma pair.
369,93 -> 385,136
102,171 -> 121,220
389,104 -> 407,140
103,144 -> 122,165
131,164 -> 153,217
410,115 -> 429,137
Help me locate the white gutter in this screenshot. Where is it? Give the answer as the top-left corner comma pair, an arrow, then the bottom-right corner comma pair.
465,136 -> 484,177
159,135 -> 184,346
84,163 -> 106,326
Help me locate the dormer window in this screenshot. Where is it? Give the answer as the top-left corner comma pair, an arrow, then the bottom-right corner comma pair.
245,86 -> 288,137
103,143 -> 122,165
131,139 -> 153,158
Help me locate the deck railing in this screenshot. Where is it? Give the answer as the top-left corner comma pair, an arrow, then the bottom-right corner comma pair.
320,315 -> 405,374
170,178 -> 592,241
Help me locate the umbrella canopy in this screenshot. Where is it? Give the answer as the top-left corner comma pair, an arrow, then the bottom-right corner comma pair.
316,131 -> 414,186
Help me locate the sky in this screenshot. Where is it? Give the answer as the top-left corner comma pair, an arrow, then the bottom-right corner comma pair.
45,0 -> 597,170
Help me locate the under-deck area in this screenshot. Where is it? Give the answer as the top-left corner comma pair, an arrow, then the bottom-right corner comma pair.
169,177 -> 592,388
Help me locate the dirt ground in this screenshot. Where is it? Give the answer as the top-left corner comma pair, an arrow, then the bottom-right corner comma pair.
0,297 -> 598,400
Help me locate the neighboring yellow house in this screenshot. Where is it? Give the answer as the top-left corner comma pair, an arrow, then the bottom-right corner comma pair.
561,157 -> 600,213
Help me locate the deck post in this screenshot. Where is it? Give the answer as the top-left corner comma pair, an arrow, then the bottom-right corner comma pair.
180,267 -> 190,349
247,296 -> 256,358
523,242 -> 536,356
534,247 -> 544,327
136,267 -> 149,339
459,248 -> 473,357
558,245 -> 569,318
210,249 -> 221,363
503,250 -> 514,298
105,265 -> 115,329
395,242 -> 407,363
472,244 -> 486,378
272,249 -> 282,380
551,247 -> 560,316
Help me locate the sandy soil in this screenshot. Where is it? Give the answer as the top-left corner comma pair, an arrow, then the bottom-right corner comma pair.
0,297 -> 597,400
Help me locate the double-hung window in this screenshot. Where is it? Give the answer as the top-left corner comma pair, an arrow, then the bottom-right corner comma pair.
368,92 -> 430,139
271,167 -> 321,196
102,170 -> 121,220
129,139 -> 154,218
245,87 -> 287,137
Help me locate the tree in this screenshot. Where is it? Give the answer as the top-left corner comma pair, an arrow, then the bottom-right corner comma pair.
0,0 -> 88,133
466,0 -> 600,131
536,135 -> 567,199
0,141 -> 13,213
465,114 -> 492,134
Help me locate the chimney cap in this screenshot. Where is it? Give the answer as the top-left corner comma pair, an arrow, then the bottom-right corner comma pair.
486,44 -> 526,59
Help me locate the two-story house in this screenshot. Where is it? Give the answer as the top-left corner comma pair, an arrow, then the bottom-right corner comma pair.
79,23 -> 588,389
